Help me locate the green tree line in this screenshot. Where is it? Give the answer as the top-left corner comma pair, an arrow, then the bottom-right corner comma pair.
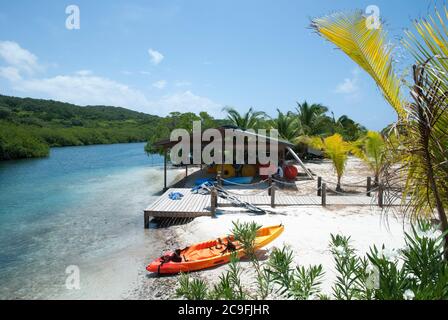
0,94 -> 367,161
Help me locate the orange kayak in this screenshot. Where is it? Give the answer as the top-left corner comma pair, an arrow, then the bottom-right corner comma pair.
146,224 -> 284,274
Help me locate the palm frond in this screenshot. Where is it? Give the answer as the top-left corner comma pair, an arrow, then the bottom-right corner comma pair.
311,11 -> 405,117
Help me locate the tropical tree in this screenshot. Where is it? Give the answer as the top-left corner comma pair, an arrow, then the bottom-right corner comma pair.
351,131 -> 386,185
222,106 -> 267,130
270,109 -> 300,141
296,101 -> 329,136
330,113 -> 367,141
310,133 -> 352,191
311,8 -> 448,258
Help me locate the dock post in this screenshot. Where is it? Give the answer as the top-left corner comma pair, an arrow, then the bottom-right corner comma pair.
378,183 -> 383,208
321,183 -> 326,207
317,177 -> 322,196
185,164 -> 188,177
217,173 -> 222,187
367,177 -> 372,197
268,176 -> 273,196
144,211 -> 150,229
163,148 -> 168,192
270,182 -> 276,208
211,187 -> 218,217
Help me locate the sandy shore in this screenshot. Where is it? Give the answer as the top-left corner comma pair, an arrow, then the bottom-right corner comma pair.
126,158 -> 409,299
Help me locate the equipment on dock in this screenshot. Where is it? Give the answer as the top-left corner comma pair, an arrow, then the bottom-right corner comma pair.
194,176 -> 253,186
206,164 -> 217,174
221,164 -> 236,178
222,176 -> 253,185
241,164 -> 256,177
146,224 -> 284,274
168,192 -> 184,200
283,165 -> 298,180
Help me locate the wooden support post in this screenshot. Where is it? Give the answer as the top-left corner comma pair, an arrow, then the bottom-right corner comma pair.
317,176 -> 322,196
163,148 -> 167,191
321,183 -> 327,207
144,211 -> 150,229
185,164 -> 188,177
378,183 -> 383,208
211,187 -> 218,217
270,182 -> 276,208
367,176 -> 372,197
268,176 -> 273,196
217,173 -> 222,187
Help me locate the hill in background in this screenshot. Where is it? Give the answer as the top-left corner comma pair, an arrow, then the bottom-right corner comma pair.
0,95 -> 224,160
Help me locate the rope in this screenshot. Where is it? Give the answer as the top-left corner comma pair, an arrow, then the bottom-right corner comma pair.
271,178 -> 298,186
223,187 -> 271,196
199,183 -> 269,215
220,178 -> 269,187
320,178 -> 370,189
276,188 -> 320,197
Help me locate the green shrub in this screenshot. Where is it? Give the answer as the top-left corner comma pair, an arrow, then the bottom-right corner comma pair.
0,123 -> 49,160
175,220 -> 448,300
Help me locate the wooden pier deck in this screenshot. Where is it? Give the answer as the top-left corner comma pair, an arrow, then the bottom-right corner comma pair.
144,188 -> 212,227
144,188 -> 401,228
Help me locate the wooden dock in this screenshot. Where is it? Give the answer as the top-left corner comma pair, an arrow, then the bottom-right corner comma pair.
144,188 -> 212,227
218,195 -> 377,206
144,188 -> 401,228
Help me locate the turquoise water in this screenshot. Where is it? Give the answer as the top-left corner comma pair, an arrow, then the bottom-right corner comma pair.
0,143 -> 173,299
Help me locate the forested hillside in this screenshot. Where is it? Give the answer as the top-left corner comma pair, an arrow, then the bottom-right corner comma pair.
0,95 -> 225,160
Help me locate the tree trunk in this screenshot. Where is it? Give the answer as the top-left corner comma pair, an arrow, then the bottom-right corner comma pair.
423,143 -> 448,260
336,175 -> 342,192
413,65 -> 448,260
417,104 -> 448,260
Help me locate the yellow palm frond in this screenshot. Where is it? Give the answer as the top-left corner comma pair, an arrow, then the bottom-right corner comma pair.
311,11 -> 405,117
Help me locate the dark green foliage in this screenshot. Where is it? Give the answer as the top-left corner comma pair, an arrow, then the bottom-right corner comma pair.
144,111 -> 229,154
0,122 -> 49,160
266,246 -> 324,299
176,273 -> 208,300
0,93 -> 368,160
0,94 -> 225,160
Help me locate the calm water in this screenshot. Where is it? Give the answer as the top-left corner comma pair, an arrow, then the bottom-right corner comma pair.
0,143 -> 175,299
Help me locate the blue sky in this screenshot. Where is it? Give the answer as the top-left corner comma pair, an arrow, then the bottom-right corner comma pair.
0,0 -> 438,130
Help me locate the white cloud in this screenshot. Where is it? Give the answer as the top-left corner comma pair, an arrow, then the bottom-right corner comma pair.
149,90 -> 222,116
1,41 -> 222,116
175,80 -> 191,87
148,48 -> 164,65
152,80 -> 167,89
0,41 -> 41,74
11,73 -> 221,116
334,68 -> 360,95
14,73 -> 150,108
0,66 -> 22,82
335,78 -> 358,94
75,69 -> 93,76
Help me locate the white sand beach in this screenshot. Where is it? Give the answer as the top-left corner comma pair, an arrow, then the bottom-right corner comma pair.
129,157 -> 409,299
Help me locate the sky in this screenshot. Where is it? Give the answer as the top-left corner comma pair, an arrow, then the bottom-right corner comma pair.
0,0 -> 440,130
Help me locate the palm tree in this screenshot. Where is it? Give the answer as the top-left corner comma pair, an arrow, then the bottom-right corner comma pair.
310,133 -> 352,191
222,106 -> 267,130
296,101 -> 329,136
351,131 -> 386,184
270,109 -> 300,142
311,9 -> 448,258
